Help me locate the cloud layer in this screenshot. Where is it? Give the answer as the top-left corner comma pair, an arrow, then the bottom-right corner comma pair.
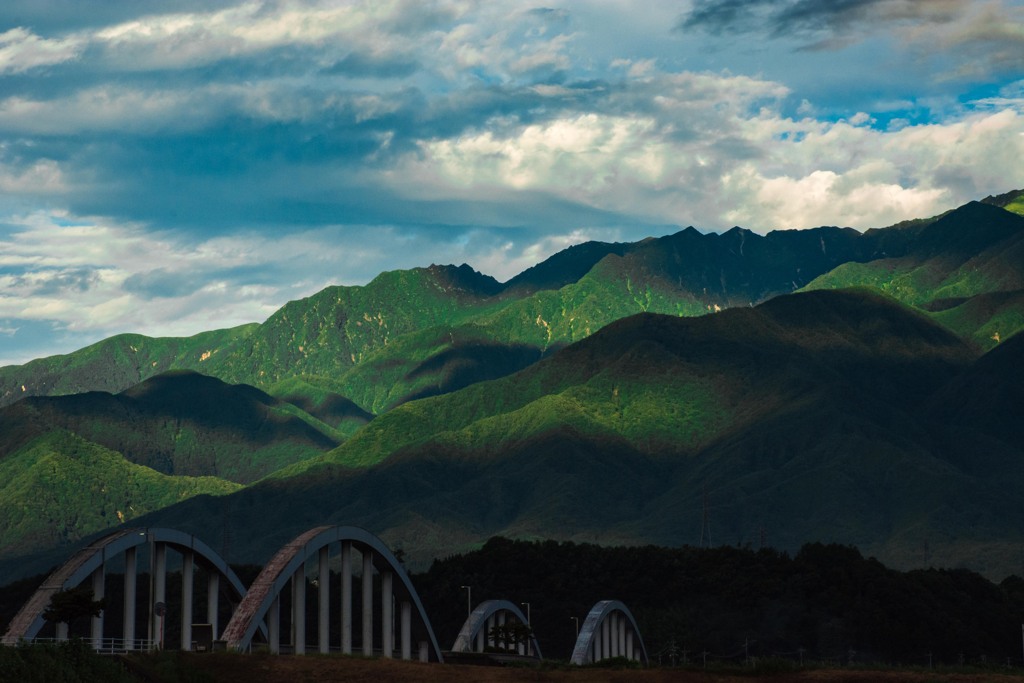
0,0 -> 1022,364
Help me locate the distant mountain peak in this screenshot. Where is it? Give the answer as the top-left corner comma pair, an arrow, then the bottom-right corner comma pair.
424,263 -> 503,297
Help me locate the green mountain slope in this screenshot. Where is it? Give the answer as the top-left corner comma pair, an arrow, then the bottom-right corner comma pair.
284,288 -> 972,473
804,202 -> 1024,347
929,289 -> 1024,348
58,288 -> 1021,581
3,197 -> 1021,416
0,325 -> 257,407
0,371 -> 342,484
0,430 -> 238,558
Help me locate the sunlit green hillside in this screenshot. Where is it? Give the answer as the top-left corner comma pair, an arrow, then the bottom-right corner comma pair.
0,430 -> 238,558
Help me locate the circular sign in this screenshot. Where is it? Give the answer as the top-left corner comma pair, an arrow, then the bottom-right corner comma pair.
154,601 -> 166,617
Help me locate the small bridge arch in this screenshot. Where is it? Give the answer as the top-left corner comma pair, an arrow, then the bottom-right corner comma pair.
220,526 -> 443,661
451,599 -> 542,659
570,600 -> 648,666
1,527 -> 255,651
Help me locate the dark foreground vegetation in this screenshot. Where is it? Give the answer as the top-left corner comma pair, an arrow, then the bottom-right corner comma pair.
0,639 -> 132,682
5,644 -> 1024,683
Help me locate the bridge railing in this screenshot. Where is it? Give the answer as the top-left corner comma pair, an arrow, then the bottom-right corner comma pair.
17,637 -> 158,653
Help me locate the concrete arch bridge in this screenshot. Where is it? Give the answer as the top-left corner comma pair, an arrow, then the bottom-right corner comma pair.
3,525 -> 648,667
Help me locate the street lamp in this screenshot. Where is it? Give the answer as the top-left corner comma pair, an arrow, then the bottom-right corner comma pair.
460,585 -> 471,618
570,616 -> 579,638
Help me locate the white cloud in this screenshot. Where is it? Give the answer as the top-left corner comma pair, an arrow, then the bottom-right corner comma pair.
0,27 -> 82,74
0,158 -> 66,194
387,66 -> 1024,232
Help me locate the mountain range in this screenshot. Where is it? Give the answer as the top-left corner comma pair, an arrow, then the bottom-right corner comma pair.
1,191 -> 1023,582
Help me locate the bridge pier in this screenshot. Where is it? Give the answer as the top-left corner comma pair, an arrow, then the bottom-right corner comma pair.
318,547 -> 329,654
90,564 -> 104,651
341,541 -> 352,654
181,550 -> 194,651
382,570 -> 393,657
292,564 -> 306,654
361,550 -> 373,656
268,596 -> 280,654
124,547 -> 137,650
150,541 -> 166,648
401,601 -> 411,660
207,571 -> 219,640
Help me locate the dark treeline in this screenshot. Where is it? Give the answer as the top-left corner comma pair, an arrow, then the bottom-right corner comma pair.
5,539 -> 1024,667
411,538 -> 1024,665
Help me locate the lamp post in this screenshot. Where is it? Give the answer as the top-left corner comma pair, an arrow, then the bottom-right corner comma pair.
460,585 -> 471,619
571,616 -> 579,637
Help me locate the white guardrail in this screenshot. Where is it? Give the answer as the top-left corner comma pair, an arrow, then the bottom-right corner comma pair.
24,637 -> 158,653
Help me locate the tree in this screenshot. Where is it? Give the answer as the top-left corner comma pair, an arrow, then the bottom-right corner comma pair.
487,621 -> 533,653
42,586 -> 106,630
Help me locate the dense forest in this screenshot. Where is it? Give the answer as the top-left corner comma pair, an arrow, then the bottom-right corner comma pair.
412,538 -> 1024,664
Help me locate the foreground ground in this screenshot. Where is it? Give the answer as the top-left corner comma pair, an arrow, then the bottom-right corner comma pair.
124,653 -> 1024,683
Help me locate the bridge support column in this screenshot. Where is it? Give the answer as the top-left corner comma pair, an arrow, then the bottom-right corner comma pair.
150,542 -> 166,649
268,596 -> 280,654
56,622 -> 68,641
400,601 -> 411,660
618,613 -> 626,657
292,565 -> 305,655
91,564 -> 104,651
124,546 -> 137,650
602,617 -> 610,660
318,546 -> 329,654
361,550 -> 373,656
181,550 -> 194,651
607,613 -> 615,657
381,570 -> 393,658
207,572 -> 219,640
341,541 -> 352,654
626,629 -> 634,660
475,624 -> 484,652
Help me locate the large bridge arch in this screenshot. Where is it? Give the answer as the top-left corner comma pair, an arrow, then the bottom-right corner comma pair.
451,599 -> 541,659
2,527 -> 255,651
570,600 -> 648,666
220,526 -> 443,661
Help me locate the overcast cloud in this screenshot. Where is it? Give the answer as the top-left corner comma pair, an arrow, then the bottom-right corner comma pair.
1,0 -> 1023,365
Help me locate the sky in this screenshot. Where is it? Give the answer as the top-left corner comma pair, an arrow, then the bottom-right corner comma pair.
1,0 -> 1023,366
